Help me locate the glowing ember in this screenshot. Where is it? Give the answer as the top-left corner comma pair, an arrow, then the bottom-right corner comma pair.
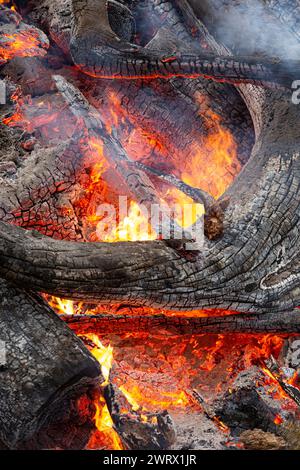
0,30 -> 48,63
274,414 -> 284,425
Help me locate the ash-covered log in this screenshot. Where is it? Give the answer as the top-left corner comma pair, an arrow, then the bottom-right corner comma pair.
213,367 -> 292,436
0,279 -> 101,449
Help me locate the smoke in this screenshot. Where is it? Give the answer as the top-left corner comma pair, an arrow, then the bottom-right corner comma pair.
197,0 -> 300,60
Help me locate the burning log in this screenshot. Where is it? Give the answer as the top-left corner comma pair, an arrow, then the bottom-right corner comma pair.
263,355 -> 300,408
192,390 -> 229,433
79,333 -> 176,450
66,0 -> 300,87
62,311 -> 300,335
0,279 -> 101,449
103,383 -> 176,450
128,160 -> 216,209
0,4 -> 48,65
129,161 -> 230,240
2,0 -> 300,452
213,367 -> 291,436
53,74 -> 199,246
0,0 -> 295,318
29,0 -> 254,171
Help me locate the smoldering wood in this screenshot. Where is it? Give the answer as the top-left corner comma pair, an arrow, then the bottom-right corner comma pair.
191,390 -> 229,432
127,160 -> 216,208
28,0 -> 255,168
213,367 -> 291,436
19,388 -> 98,450
103,382 -> 176,450
62,311 -> 300,335
65,0 -> 300,86
53,74 -> 198,245
1,0 -> 300,451
128,159 -> 231,240
264,355 -> 300,408
0,4 -> 48,66
0,0 -> 294,318
0,279 -> 101,448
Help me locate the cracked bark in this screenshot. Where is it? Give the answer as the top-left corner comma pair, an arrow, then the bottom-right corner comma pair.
1,0 -> 300,449
0,279 -> 101,448
28,0 -> 254,172
0,1 -> 299,317
68,0 -> 300,87
62,310 -> 300,335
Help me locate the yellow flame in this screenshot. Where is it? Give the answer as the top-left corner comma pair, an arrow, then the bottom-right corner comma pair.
119,385 -> 140,411
56,298 -> 75,316
85,333 -> 114,385
119,385 -> 189,411
101,201 -> 157,242
91,396 -> 123,450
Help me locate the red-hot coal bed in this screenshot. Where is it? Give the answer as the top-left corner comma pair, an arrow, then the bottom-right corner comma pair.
1,0 -> 300,453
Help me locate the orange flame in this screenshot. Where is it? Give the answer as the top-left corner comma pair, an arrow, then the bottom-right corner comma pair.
83,333 -> 114,386
120,385 -> 190,411
87,396 -> 123,450
182,108 -> 239,199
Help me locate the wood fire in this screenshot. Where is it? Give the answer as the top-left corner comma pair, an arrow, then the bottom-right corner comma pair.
1,0 -> 300,454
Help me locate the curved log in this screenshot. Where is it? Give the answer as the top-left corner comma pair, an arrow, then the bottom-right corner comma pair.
0,1 -> 298,321
69,0 -> 299,87
27,0 -> 254,174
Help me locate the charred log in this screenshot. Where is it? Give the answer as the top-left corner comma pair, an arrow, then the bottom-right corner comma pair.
67,0 -> 300,87
62,311 -> 300,335
104,382 -> 176,450
0,279 -> 101,448
213,367 -> 291,436
0,5 -> 48,65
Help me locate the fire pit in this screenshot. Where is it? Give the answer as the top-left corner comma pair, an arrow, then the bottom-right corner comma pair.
1,0 -> 300,451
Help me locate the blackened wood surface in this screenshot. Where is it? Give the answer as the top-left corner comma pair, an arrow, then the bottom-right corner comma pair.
0,280 -> 101,448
